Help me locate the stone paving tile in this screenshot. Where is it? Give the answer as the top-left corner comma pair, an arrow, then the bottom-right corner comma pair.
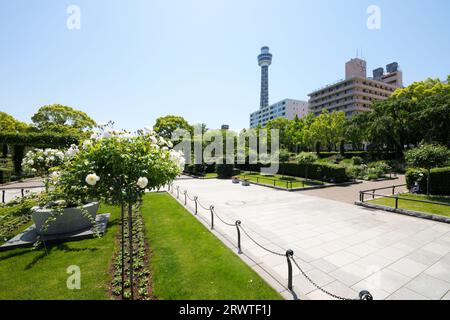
307,280 -> 359,300
405,248 -> 444,266
323,250 -> 360,267
354,254 -> 395,273
345,243 -> 379,257
354,269 -> 411,294
387,258 -> 429,278
376,246 -> 410,261
424,260 -> 450,283
330,263 -> 374,287
405,274 -> 450,300
387,288 -> 430,300
310,258 -> 339,273
441,291 -> 450,300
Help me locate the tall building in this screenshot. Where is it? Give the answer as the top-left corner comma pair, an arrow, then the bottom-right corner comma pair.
258,46 -> 272,108
249,47 -> 309,128
308,58 -> 403,117
250,99 -> 309,128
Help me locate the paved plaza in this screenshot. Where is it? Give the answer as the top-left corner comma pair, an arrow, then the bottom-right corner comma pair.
170,178 -> 450,300
0,178 -> 44,204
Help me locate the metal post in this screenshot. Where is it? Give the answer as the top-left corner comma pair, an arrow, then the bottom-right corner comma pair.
359,290 -> 373,300
121,204 -> 125,299
395,196 -> 399,209
392,186 -> 395,195
2,190 -> 5,203
128,203 -> 134,300
286,250 -> 294,291
184,191 -> 187,205
210,205 -> 214,230
372,189 -> 375,200
194,196 -> 198,215
236,221 -> 242,254
21,189 -> 24,197
361,192 -> 365,203
273,179 -> 276,187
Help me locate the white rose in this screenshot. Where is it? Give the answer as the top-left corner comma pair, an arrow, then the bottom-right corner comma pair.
83,140 -> 92,149
55,151 -> 64,159
167,140 -> 173,148
137,177 -> 149,189
85,173 -> 100,186
27,159 -> 34,166
150,136 -> 158,144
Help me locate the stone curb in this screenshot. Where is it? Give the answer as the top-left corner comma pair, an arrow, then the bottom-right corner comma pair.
355,201 -> 450,224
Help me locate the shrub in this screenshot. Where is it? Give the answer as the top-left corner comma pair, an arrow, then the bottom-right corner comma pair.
405,144 -> 449,195
0,168 -> 12,184
352,156 -> 364,165
279,149 -> 290,163
296,152 -> 318,165
368,161 -> 391,176
406,167 -> 450,195
215,163 -> 234,179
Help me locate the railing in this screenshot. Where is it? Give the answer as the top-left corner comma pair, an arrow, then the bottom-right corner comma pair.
0,185 -> 44,204
167,183 -> 373,301
359,184 -> 450,211
239,172 -> 325,190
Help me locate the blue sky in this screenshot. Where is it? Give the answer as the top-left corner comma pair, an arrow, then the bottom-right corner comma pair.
1,0 -> 449,131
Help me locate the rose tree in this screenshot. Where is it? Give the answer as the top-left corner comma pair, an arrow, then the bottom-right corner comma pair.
58,127 -> 184,206
56,126 -> 184,300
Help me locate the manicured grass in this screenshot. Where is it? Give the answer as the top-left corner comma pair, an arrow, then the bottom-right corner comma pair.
0,204 -> 119,300
369,193 -> 450,217
203,173 -> 218,179
142,192 -> 282,300
238,171 -> 324,189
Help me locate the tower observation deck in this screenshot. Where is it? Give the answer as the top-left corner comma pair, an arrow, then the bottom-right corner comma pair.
258,46 -> 272,109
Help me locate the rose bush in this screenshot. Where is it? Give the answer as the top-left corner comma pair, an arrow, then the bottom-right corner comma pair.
55,124 -> 184,206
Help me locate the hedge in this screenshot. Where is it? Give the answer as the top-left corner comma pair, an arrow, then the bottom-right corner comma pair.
406,167 -> 450,196
0,132 -> 79,148
216,163 -> 234,179
0,168 -> 12,184
235,163 -> 349,183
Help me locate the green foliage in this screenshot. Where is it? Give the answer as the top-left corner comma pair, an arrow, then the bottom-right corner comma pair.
0,132 -> 79,148
405,144 -> 449,170
153,115 -> 193,140
353,78 -> 450,154
58,126 -> 183,206
31,104 -> 96,134
0,112 -> 28,133
279,149 -> 290,163
0,168 -> 12,184
215,163 -> 234,179
406,167 -> 450,195
296,152 -> 318,165
352,156 -> 364,165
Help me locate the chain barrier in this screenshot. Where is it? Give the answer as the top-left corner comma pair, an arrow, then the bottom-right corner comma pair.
291,256 -> 351,300
168,183 -> 372,301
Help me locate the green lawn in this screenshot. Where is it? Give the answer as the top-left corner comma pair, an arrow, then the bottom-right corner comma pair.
369,193 -> 450,217
238,171 -> 324,189
203,173 -> 218,179
142,192 -> 282,300
0,204 -> 119,300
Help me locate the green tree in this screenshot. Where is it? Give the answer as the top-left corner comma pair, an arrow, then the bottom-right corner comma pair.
296,152 -> 318,180
266,117 -> 291,150
0,111 -> 28,132
153,115 -> 193,140
31,104 -> 96,135
405,144 -> 450,195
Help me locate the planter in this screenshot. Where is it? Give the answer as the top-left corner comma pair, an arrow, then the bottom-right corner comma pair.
32,202 -> 99,236
232,177 -> 240,184
241,179 -> 250,187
